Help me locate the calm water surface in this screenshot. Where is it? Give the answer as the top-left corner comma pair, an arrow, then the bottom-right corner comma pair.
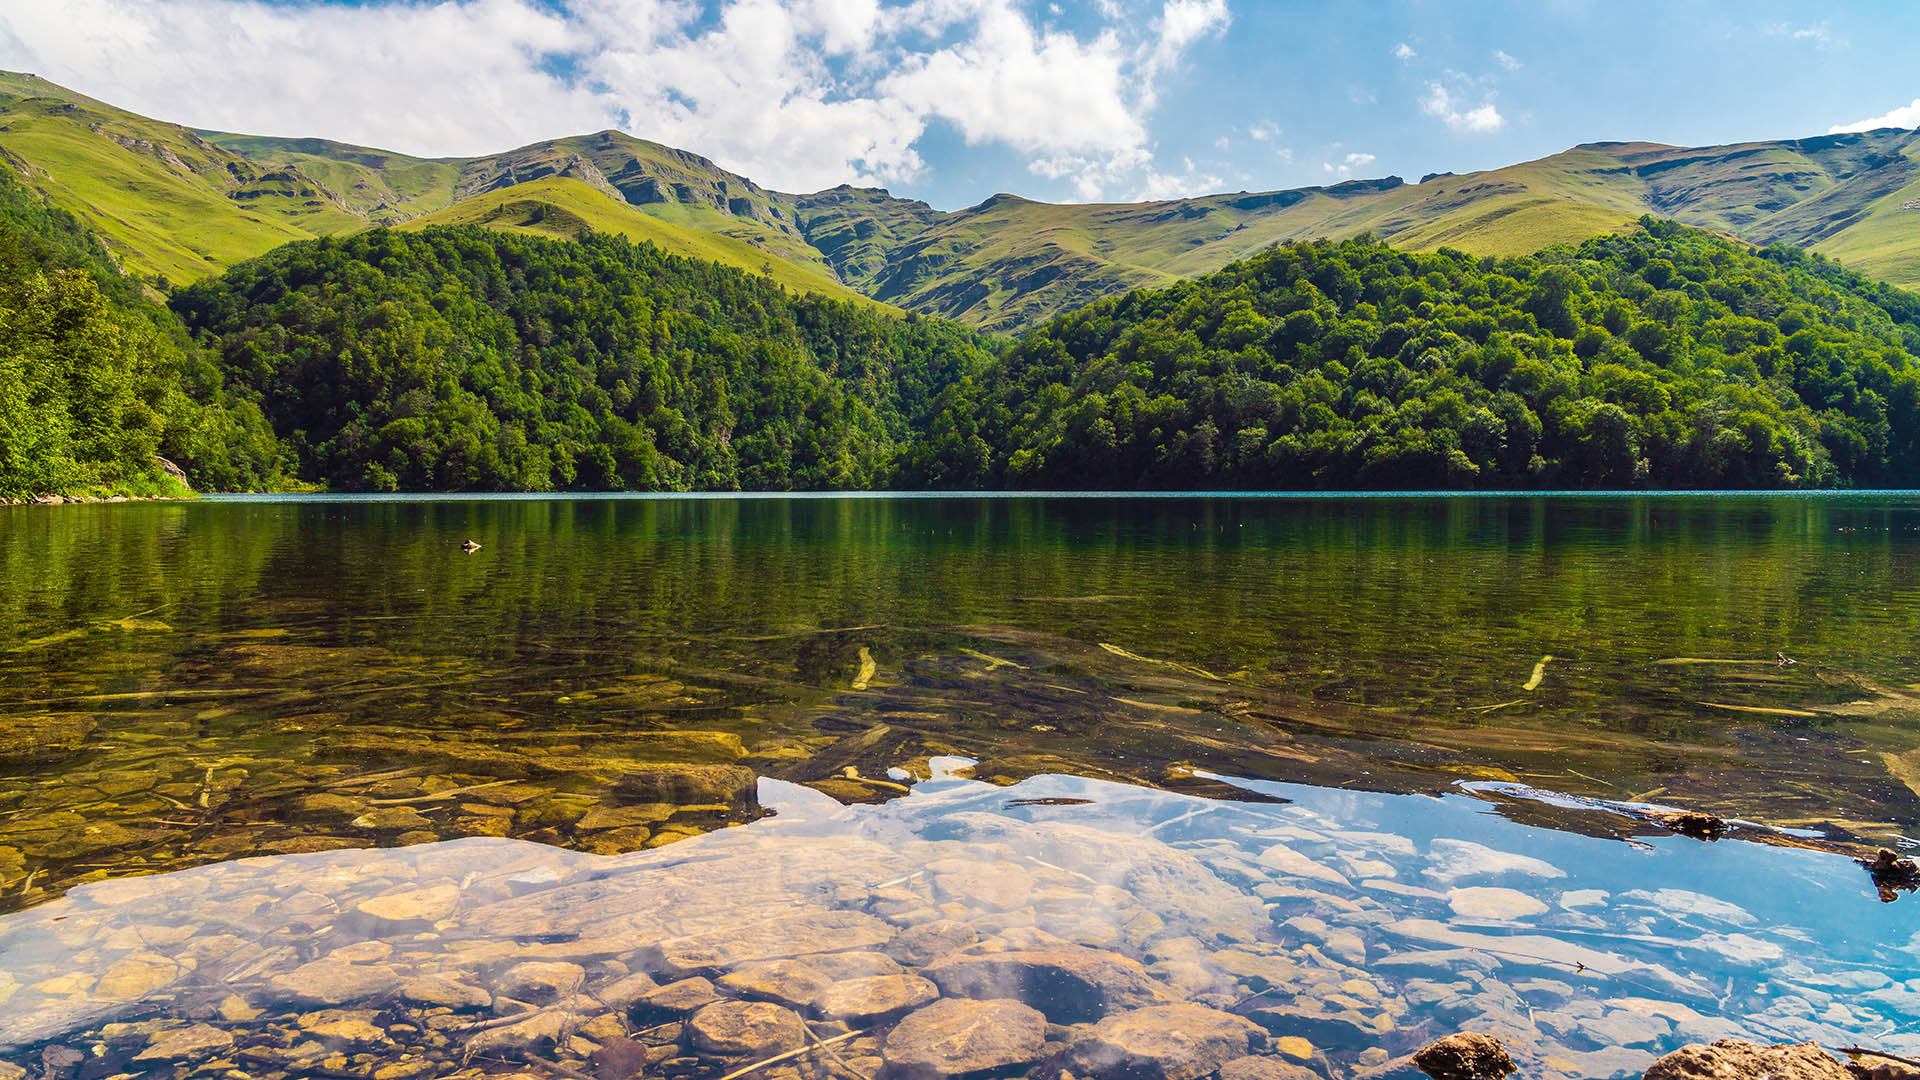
2,494 -> 1918,1077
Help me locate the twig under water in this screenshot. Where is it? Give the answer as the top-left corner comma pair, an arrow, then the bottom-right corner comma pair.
714,1029 -> 864,1080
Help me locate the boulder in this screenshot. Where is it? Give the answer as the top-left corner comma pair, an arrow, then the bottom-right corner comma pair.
1412,1033 -> 1517,1080
883,998 -> 1047,1079
1643,1041 -> 1851,1080
400,975 -> 492,1009
1068,1004 -> 1266,1080
813,974 -> 938,1021
687,1001 -> 806,1058
922,946 -> 1173,1023
614,764 -> 758,809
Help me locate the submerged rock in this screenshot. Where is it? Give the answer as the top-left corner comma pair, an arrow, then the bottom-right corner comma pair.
356,883 -> 461,923
882,998 -> 1047,1079
134,1023 -> 233,1061
1412,1033 -> 1516,1080
719,959 -> 831,1008
687,1000 -> 806,1058
1068,1003 -> 1266,1080
1643,1040 -> 1852,1080
922,945 -> 1172,1023
813,973 -> 938,1021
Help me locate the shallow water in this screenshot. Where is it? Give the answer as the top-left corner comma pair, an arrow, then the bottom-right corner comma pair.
3,494 -> 1920,1075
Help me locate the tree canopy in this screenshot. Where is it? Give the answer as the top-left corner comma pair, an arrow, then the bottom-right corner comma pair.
0,167 -> 282,500
173,227 -> 995,492
899,219 -> 1920,490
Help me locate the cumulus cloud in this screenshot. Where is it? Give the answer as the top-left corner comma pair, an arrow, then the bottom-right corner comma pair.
0,0 -> 1231,199
1134,154 -> 1224,201
1393,42 -> 1415,60
1322,151 -> 1374,177
1420,81 -> 1503,133
1765,21 -> 1840,49
1829,98 -> 1920,134
1492,49 -> 1521,70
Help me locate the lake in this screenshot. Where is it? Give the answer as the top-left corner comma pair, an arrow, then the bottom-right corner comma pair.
1,493 -> 1917,1078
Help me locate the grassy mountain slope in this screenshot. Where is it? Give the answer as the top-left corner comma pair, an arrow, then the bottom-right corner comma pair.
10,71 -> 1919,333
397,177 -> 883,308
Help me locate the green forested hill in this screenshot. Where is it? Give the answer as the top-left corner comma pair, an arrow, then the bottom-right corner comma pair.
0,166 -> 283,499
170,227 -> 994,492
900,219 -> 1920,490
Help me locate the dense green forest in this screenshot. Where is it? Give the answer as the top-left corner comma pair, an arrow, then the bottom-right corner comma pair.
0,168 -> 282,500
7,196 -> 1920,497
172,228 -> 995,491
899,219 -> 1920,489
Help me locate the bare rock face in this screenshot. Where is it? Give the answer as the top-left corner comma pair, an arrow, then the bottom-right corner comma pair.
1642,1041 -> 1852,1080
687,1000 -> 807,1058
922,945 -> 1173,1023
813,973 -> 938,1021
1068,1004 -> 1267,1080
1412,1033 -> 1517,1080
883,998 -> 1048,1079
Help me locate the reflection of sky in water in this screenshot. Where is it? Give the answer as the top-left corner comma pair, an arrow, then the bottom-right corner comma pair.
3,768 -> 1916,1077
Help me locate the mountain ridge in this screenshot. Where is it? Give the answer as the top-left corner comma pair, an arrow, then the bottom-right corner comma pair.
4,70 -> 1918,330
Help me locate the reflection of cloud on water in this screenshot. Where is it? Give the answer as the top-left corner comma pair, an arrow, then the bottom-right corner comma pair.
1,769 -> 1917,1077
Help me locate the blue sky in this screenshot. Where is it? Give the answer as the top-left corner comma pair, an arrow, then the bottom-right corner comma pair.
1,0 -> 1915,209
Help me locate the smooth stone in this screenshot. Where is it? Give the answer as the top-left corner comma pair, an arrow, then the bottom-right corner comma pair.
400,975 -> 492,1009
922,946 -> 1173,1023
1447,887 -> 1549,920
356,883 -> 461,923
1423,840 -> 1564,884
644,909 -> 895,976
883,998 -> 1047,1079
885,919 -> 979,966
719,960 -> 831,1008
800,951 -> 904,980
269,960 -> 401,1005
134,1023 -> 234,1061
1220,1056 -> 1323,1080
494,961 -> 586,1004
1255,843 -> 1353,888
813,974 -> 938,1021
688,1001 -> 806,1058
1068,1004 -> 1266,1080
638,976 -> 721,1015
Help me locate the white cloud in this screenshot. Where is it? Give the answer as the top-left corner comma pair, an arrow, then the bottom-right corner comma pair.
1134,157 -> 1224,201
1248,121 -> 1279,142
1420,80 -> 1504,134
1149,0 -> 1229,74
1321,150 -> 1374,178
1765,21 -> 1840,49
0,0 -> 1230,199
1393,42 -> 1415,60
1493,48 -> 1521,70
1829,98 -> 1920,134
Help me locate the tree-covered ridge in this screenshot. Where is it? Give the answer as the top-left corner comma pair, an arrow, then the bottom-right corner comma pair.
172,227 -> 996,492
0,166 -> 284,500
901,219 -> 1920,490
